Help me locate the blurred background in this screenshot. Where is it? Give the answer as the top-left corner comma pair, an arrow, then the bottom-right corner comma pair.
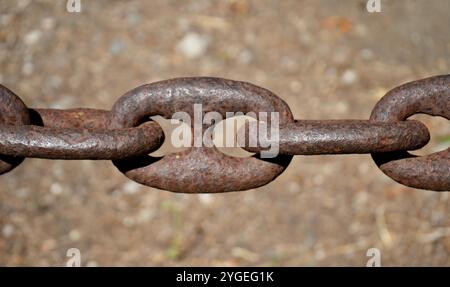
0,0 -> 449,266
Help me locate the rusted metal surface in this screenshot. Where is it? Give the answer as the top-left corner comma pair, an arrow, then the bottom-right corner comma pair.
371,75 -> 450,191
0,85 -> 30,174
0,122 -> 163,160
0,76 -> 449,192
111,77 -> 294,193
244,120 -> 430,155
34,108 -> 111,129
0,104 -> 163,160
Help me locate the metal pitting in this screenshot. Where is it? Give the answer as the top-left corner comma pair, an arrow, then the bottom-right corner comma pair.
0,75 -> 448,192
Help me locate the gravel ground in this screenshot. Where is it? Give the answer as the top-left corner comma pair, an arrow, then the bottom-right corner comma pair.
0,0 -> 449,266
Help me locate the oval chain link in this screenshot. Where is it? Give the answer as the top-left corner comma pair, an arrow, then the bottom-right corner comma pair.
0,76 -> 448,192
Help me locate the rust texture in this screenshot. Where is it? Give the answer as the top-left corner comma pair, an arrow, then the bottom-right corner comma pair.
370,75 -> 450,191
244,120 -> 430,155
0,122 -> 163,160
0,76 -> 448,192
111,77 -> 294,193
0,85 -> 30,174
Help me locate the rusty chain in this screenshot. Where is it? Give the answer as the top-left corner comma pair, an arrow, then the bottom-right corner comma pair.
0,75 -> 449,192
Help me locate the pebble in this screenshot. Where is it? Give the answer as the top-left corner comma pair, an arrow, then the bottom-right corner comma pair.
239,49 -> 254,64
22,62 -> 34,75
335,101 -> 349,114
289,81 -> 303,93
16,188 -> 29,198
48,75 -> 63,88
122,216 -> 136,227
358,162 -> 370,174
2,224 -> 14,238
50,96 -> 75,109
137,209 -> 154,223
353,191 -> 368,207
50,183 -> 63,195
341,69 -> 357,85
24,30 -> 42,45
122,181 -> 141,195
110,38 -> 126,55
313,174 -> 324,185
198,194 -> 214,206
360,48 -> 374,60
231,247 -> 259,262
280,56 -> 296,70
287,181 -> 301,193
69,229 -> 81,241
86,261 -> 99,267
176,33 -> 210,59
41,17 -> 55,30
128,12 -> 141,26
314,249 -> 326,261
0,14 -> 12,26
17,0 -> 31,9
41,239 -> 57,252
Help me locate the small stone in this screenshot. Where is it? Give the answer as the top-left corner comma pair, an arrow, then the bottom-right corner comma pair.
335,101 -> 349,114
16,188 -> 29,198
123,181 -> 140,194
110,39 -> 126,55
50,183 -> 63,195
314,249 -> 326,261
122,216 -> 135,227
287,181 -> 301,193
41,239 -> 57,252
239,49 -> 254,64
128,12 -> 141,26
24,30 -> 42,45
341,69 -> 357,85
230,0 -> 250,14
289,81 -> 303,93
69,229 -> 81,241
41,17 -> 55,30
17,0 -> 31,9
198,194 -> 214,206
50,96 -> 75,109
231,247 -> 259,262
176,33 -> 210,59
48,75 -> 63,88
86,261 -> 99,267
0,14 -> 13,26
137,209 -> 154,223
313,174 -> 324,185
22,62 -> 34,75
358,162 -> 370,174
280,56 -> 296,70
2,224 -> 14,238
354,191 -> 368,207
360,48 -> 374,60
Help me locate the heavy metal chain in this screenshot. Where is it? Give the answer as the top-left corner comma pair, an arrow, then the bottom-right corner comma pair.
0,75 -> 449,192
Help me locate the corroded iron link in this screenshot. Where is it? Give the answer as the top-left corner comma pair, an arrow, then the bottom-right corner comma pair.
244,120 -> 430,155
0,75 -> 449,192
370,75 -> 450,191
0,122 -> 163,160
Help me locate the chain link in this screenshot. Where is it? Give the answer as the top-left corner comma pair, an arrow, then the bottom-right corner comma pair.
0,75 -> 448,192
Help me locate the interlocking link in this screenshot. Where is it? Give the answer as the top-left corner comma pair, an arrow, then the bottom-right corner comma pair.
0,121 -> 163,160
110,77 -> 294,193
370,75 -> 450,191
0,85 -> 30,174
0,75 -> 448,192
244,120 -> 429,155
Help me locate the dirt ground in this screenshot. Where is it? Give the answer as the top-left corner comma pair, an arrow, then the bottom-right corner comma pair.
0,0 -> 449,266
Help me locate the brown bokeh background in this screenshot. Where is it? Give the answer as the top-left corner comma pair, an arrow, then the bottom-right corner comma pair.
1,0 -> 449,266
